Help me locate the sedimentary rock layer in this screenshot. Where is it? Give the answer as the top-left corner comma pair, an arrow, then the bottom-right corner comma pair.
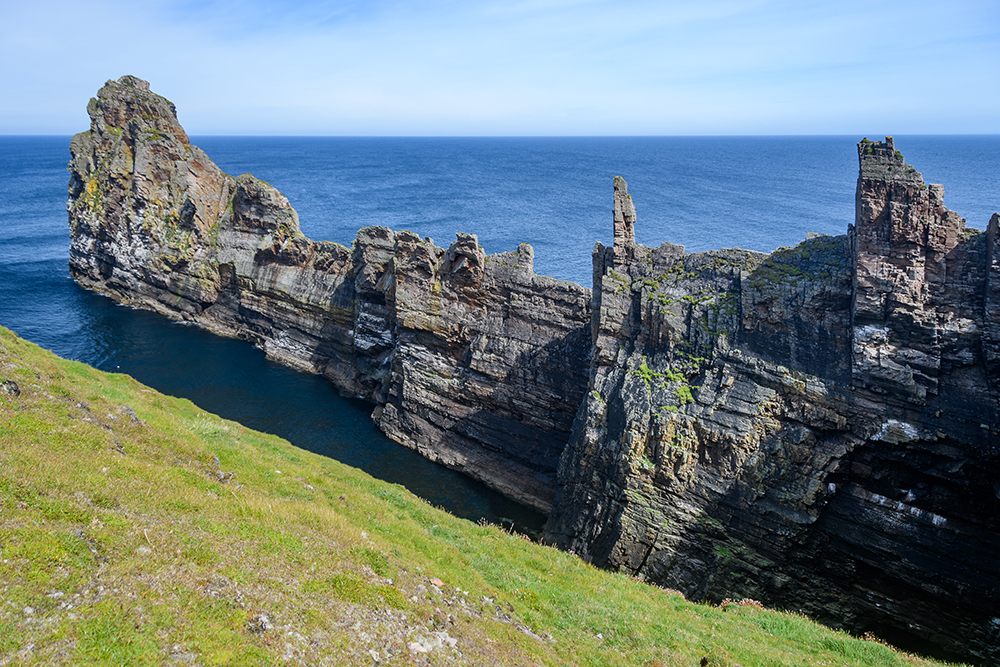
68,77 -> 1000,664
68,76 -> 591,512
542,140 -> 1000,664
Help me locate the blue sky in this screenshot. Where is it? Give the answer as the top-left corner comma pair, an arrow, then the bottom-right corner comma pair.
1,0 -> 997,135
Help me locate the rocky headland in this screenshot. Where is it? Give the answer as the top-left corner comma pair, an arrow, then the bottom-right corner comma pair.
543,140 -> 1000,664
68,76 -> 591,513
68,76 -> 999,664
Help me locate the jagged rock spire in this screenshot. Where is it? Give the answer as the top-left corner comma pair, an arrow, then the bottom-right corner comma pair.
851,136 -> 969,400
612,175 -> 636,263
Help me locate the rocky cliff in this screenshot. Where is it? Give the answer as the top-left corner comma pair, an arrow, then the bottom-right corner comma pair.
68,76 -> 591,512
68,77 -> 1000,665
542,139 -> 1000,664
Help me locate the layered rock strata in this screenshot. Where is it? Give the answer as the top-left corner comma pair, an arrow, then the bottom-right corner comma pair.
68,76 -> 591,511
68,77 -> 1000,664
542,139 -> 1000,664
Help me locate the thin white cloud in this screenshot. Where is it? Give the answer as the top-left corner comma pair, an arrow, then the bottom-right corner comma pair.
0,0 -> 996,134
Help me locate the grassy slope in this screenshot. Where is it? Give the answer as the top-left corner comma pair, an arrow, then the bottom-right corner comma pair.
0,325 -> 963,667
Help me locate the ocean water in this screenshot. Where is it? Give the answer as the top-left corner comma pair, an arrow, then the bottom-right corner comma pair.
193,135 -> 1000,285
1,135 -> 997,534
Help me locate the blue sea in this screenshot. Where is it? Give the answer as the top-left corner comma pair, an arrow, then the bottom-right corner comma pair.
1,135 -> 997,534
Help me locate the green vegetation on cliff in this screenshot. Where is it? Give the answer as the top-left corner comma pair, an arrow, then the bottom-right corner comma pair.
0,326 -> 960,666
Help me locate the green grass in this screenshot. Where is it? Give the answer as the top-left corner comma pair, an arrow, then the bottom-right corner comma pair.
0,325 -> 962,666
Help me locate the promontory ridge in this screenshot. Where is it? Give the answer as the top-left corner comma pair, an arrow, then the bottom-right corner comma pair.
68,75 -> 999,664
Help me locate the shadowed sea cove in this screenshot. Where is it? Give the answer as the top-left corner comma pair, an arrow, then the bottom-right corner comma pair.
2,135 -> 998,538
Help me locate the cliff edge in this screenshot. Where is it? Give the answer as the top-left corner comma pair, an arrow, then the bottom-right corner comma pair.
68,77 -> 1000,664
542,138 -> 1000,664
68,75 -> 591,513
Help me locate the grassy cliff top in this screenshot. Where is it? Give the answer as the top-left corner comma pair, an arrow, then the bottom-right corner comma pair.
0,326 -> 960,666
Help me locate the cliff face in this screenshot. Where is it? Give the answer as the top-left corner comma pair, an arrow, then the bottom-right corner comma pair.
542,140 -> 1000,664
68,76 -> 591,512
68,77 -> 1000,665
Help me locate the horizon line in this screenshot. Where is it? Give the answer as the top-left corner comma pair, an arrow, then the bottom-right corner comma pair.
3,132 -> 999,139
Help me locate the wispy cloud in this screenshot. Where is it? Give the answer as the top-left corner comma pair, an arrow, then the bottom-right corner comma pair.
0,0 -> 996,134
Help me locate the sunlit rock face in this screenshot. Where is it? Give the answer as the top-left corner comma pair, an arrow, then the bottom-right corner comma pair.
69,78 -> 1000,664
68,76 -> 591,513
542,140 -> 1000,665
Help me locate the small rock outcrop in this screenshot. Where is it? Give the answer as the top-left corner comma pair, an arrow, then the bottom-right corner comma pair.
68,76 -> 591,512
68,78 -> 1000,664
542,138 -> 1000,664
